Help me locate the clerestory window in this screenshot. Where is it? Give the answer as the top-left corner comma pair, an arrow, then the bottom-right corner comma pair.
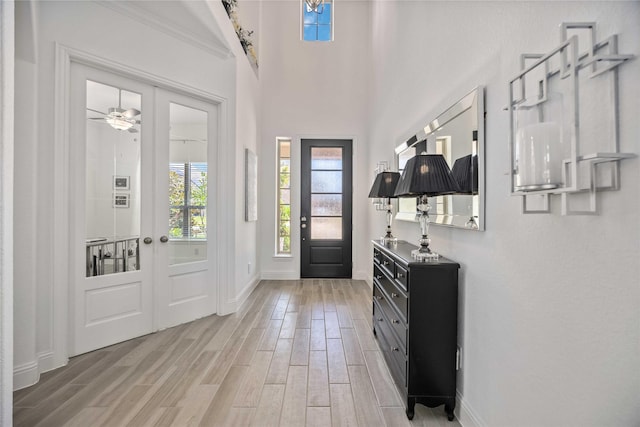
302,0 -> 333,42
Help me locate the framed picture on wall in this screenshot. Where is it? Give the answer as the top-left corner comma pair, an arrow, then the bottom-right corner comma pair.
113,175 -> 130,190
113,193 -> 130,208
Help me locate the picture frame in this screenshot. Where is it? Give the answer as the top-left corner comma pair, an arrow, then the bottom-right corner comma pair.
113,193 -> 130,208
113,175 -> 130,190
245,148 -> 258,222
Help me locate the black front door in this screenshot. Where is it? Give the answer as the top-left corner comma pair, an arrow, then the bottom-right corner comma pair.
300,139 -> 352,278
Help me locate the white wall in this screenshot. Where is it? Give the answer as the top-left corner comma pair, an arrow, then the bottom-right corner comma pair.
209,0 -> 263,309
13,0 -> 259,388
368,2 -> 639,426
258,0 -> 371,280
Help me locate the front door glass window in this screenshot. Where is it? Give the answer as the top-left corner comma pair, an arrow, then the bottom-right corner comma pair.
310,147 -> 343,240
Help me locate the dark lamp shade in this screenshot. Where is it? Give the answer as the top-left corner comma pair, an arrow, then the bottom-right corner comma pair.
451,154 -> 478,194
394,154 -> 460,197
368,171 -> 401,198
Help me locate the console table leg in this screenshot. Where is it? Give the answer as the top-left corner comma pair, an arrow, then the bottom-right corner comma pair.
445,400 -> 455,422
406,397 -> 416,420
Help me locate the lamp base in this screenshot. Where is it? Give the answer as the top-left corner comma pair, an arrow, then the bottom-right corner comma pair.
380,235 -> 398,244
411,248 -> 439,261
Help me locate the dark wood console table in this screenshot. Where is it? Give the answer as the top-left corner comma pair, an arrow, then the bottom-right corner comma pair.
372,240 -> 459,421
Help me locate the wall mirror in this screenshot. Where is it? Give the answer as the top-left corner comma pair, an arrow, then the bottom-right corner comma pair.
395,86 -> 485,230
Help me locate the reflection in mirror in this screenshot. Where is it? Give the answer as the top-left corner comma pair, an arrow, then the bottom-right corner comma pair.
395,86 -> 485,230
169,103 -> 208,265
85,80 -> 142,276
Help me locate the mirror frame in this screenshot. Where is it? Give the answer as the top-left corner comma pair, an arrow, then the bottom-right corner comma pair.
394,86 -> 485,230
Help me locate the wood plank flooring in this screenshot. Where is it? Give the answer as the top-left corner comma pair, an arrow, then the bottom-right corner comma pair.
13,280 -> 460,427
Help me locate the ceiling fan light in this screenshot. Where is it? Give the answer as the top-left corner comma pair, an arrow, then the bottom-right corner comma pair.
105,116 -> 134,131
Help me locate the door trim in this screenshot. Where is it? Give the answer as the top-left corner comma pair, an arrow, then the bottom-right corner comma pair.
53,44 -> 232,366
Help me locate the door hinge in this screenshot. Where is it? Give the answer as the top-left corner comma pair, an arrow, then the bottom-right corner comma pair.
456,346 -> 462,371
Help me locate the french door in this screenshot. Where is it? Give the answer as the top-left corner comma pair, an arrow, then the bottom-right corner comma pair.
69,63 -> 217,356
300,139 -> 353,278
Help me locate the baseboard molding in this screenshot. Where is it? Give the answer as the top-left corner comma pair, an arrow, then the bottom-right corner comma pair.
456,390 -> 486,427
260,271 -> 299,280
262,271 -> 370,281
13,361 -> 38,391
13,351 -> 55,391
352,269 -> 368,281
220,274 -> 261,314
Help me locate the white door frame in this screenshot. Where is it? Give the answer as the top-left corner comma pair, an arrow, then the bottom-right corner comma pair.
0,1 -> 15,424
53,44 -> 233,366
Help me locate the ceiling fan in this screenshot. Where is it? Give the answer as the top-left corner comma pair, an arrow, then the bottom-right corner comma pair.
87,89 -> 141,133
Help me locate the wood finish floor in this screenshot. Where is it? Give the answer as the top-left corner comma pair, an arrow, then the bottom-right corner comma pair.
13,280 -> 460,427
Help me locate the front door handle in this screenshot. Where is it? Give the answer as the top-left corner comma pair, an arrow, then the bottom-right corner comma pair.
301,224 -> 307,229
143,237 -> 153,244
159,235 -> 169,243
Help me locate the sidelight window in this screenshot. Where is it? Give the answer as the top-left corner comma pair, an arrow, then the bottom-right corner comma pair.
277,138 -> 292,254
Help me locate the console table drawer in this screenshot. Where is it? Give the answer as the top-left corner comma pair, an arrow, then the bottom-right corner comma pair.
395,263 -> 408,291
374,265 -> 408,321
380,253 -> 394,276
373,247 -> 383,265
373,283 -> 407,350
373,300 -> 407,387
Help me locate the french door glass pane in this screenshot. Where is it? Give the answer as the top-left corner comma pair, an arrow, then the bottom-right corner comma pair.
85,80 -> 141,277
168,103 -> 208,265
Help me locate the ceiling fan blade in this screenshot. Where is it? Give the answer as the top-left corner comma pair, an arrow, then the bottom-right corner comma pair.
123,108 -> 141,118
87,108 -> 107,116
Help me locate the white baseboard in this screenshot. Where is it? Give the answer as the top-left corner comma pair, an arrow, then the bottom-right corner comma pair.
352,269 -> 368,281
13,351 -> 55,391
13,361 -> 38,390
456,390 -> 486,427
220,274 -> 261,314
260,271 -> 299,280
262,270 -> 370,281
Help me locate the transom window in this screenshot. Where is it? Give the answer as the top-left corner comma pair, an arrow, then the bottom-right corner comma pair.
302,0 -> 333,42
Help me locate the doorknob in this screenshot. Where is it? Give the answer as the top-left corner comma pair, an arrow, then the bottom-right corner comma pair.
159,236 -> 169,243
301,216 -> 307,222
301,224 -> 307,229
143,237 -> 153,244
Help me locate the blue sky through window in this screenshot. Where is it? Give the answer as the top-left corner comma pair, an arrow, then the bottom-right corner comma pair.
303,2 -> 332,41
